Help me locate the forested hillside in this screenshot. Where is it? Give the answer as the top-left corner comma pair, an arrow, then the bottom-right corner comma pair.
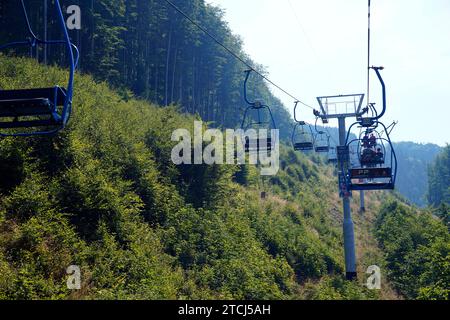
0,0 -> 448,301
428,145 -> 450,207
0,0 -> 439,208
0,56 -> 448,300
392,142 -> 442,207
375,201 -> 449,299
0,56 -> 372,299
0,0 -> 294,139
428,146 -> 450,228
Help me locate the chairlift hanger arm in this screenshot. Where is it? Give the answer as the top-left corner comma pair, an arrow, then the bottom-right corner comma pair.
54,0 -> 75,120
267,105 -> 277,129
243,69 -> 255,106
365,103 -> 377,118
21,0 -> 39,41
314,117 -> 325,134
357,93 -> 381,128
309,124 -> 316,144
370,66 -> 386,120
293,101 -> 300,123
345,121 -> 360,146
240,106 -> 250,130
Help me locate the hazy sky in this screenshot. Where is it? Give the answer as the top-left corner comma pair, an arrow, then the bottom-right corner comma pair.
206,0 -> 450,146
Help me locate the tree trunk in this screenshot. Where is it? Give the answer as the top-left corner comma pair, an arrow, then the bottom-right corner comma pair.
164,24 -> 172,106
171,44 -> 178,104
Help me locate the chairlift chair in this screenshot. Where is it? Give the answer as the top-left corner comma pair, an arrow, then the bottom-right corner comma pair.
346,126 -> 396,191
328,147 -> 338,164
240,70 -> 276,153
313,118 -> 330,153
314,131 -> 330,153
292,101 -> 315,152
292,122 -> 315,151
0,0 -> 78,136
344,67 -> 397,191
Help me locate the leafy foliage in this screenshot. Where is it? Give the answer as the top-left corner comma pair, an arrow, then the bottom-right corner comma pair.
0,54 -> 446,300
375,201 -> 449,300
391,142 -> 442,207
0,56 -> 375,300
428,145 -> 450,208
0,0 -> 294,140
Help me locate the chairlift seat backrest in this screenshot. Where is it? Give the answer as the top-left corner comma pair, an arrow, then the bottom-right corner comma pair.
294,142 -> 314,151
328,158 -> 338,164
315,146 -> 330,153
245,137 -> 273,152
349,167 -> 392,179
348,168 -> 394,191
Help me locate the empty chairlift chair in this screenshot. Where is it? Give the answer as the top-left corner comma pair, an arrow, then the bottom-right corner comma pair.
313,117 -> 330,153
241,104 -> 275,153
314,131 -> 330,153
292,122 -> 315,151
0,0 -> 78,136
240,70 -> 277,153
292,101 -> 315,152
328,147 -> 338,164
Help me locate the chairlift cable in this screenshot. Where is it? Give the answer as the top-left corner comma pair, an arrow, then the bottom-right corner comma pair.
163,0 -> 314,110
286,0 -> 319,61
367,0 -> 371,108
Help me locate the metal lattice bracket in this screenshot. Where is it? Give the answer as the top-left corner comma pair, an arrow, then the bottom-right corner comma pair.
316,94 -> 365,119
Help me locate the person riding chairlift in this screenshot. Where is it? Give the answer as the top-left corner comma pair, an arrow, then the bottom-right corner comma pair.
369,133 -> 377,148
362,134 -> 370,149
362,147 -> 375,163
375,147 -> 384,164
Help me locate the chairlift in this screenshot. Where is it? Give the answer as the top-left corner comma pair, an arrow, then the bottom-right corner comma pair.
0,0 -> 78,136
314,117 -> 330,153
345,67 -> 397,191
328,147 -> 338,164
315,132 -> 330,153
240,70 -> 276,153
292,101 -> 315,151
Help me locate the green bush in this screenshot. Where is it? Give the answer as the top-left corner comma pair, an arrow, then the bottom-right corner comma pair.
375,201 -> 449,300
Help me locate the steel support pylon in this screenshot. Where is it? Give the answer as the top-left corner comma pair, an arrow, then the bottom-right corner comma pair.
338,117 -> 357,280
